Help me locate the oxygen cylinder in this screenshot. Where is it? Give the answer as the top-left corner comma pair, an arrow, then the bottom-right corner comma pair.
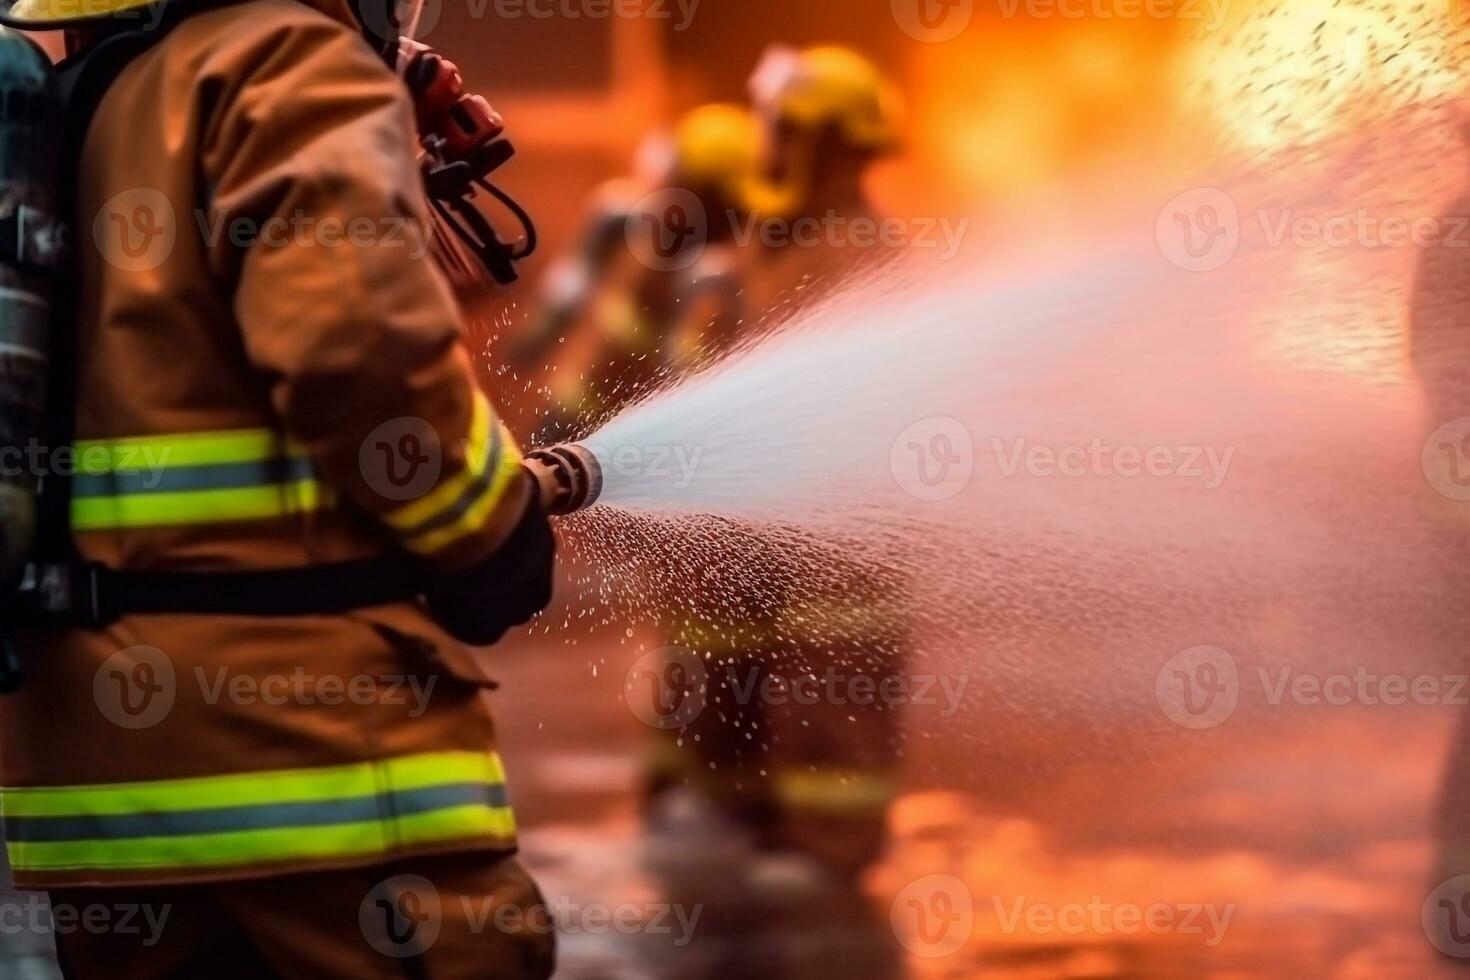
0,28 -> 60,586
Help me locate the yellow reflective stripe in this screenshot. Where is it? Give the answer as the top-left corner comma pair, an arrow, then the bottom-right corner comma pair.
6,806 -> 516,872
1,751 -> 505,817
2,752 -> 515,873
401,425 -> 523,555
383,395 -> 493,532
773,770 -> 898,814
70,478 -> 330,531
74,428 -> 306,474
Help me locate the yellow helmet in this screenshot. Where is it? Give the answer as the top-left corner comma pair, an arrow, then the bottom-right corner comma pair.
2,0 -> 383,42
671,103 -> 761,200
748,44 -> 902,152
632,102 -> 766,213
1,0 -> 152,25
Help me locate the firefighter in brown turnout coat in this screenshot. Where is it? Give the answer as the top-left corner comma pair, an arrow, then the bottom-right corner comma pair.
0,0 -> 560,973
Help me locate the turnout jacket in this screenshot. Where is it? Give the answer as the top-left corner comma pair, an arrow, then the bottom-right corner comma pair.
1,0 -> 531,887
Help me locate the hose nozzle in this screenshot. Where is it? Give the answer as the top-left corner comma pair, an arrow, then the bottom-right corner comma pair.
523,443 -> 603,515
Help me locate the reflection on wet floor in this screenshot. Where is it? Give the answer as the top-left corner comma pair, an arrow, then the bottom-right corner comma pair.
1,634 -> 1467,977
494,631 -> 1470,979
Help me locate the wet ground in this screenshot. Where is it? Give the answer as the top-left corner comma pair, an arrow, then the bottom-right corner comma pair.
2,626 -> 1466,978
490,628 -> 1470,979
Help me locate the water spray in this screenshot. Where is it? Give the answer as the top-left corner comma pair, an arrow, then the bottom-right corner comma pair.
524,444 -> 604,515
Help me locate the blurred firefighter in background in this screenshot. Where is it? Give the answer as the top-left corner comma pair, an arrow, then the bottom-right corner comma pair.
0,0 -> 558,974
642,44 -> 911,884
511,103 -> 765,439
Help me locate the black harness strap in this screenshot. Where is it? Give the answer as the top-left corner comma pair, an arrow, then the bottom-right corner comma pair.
75,560 -> 425,626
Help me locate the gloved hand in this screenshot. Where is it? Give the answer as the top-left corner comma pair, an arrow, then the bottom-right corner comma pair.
425,472 -> 556,645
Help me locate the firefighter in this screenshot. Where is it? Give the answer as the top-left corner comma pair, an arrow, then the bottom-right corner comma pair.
0,0 -> 557,974
511,103 -> 762,438
655,45 -> 909,881
745,43 -> 904,308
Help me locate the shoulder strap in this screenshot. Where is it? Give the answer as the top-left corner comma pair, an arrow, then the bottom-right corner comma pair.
33,23 -> 201,565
